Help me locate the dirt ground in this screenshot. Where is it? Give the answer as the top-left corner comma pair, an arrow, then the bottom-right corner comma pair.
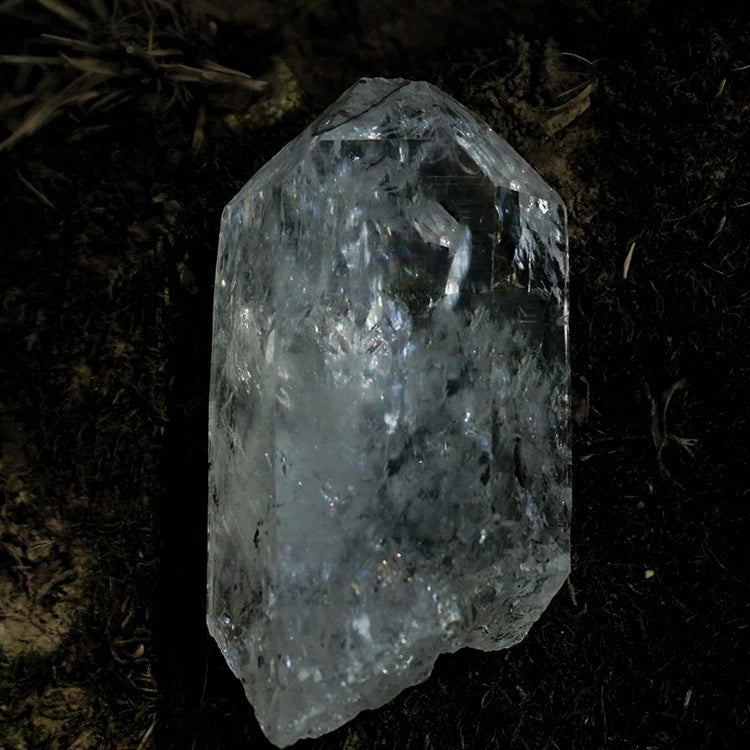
1,0 -> 748,747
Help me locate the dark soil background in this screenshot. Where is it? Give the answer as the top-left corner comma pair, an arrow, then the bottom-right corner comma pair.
1,1 -> 748,748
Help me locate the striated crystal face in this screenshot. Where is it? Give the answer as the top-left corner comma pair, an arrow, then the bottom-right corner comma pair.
208,78 -> 570,747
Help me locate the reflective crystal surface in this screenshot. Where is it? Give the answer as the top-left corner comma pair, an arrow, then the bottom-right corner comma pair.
208,78 -> 570,747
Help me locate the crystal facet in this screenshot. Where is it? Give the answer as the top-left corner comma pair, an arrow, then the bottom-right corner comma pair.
208,78 -> 570,747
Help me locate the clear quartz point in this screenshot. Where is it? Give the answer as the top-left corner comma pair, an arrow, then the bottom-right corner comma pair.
208,78 -> 570,747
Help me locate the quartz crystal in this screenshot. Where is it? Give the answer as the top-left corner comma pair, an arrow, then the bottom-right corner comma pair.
208,78 -> 570,747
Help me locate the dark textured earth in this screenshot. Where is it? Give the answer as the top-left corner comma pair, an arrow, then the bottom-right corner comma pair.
1,1 -> 748,748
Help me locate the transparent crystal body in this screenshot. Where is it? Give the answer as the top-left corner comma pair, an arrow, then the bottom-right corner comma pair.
208,78 -> 570,747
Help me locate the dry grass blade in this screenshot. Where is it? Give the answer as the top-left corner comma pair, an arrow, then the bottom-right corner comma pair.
147,47 -> 184,58
160,61 -> 268,92
548,81 -> 595,112
559,51 -> 596,66
15,168 -> 56,209
34,0 -> 92,31
60,53 -> 120,77
0,74 -> 103,151
200,59 -> 258,78
199,60 -> 268,92
623,241 -> 636,280
554,80 -> 592,101
0,54 -> 62,65
85,88 -> 132,112
544,82 -> 595,136
41,33 -> 102,54
1,0 -> 269,148
0,91 -> 38,118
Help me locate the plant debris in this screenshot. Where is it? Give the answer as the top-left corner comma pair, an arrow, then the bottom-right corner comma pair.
0,0 -> 267,150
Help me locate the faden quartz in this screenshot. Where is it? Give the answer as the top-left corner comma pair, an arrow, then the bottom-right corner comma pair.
208,78 -> 570,747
